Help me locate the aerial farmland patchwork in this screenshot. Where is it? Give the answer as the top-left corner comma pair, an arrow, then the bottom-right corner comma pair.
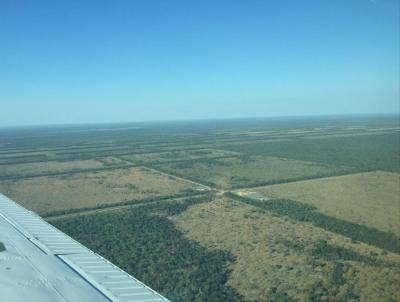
0,115 -> 399,301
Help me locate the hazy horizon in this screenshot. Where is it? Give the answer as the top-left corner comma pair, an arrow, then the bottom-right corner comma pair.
0,112 -> 398,129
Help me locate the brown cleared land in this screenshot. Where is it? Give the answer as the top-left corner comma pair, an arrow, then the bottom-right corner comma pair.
0,157 -> 129,178
172,198 -> 400,302
120,148 -> 242,164
0,167 -> 202,215
239,171 -> 400,235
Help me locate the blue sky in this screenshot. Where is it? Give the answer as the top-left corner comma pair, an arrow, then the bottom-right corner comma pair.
0,0 -> 398,126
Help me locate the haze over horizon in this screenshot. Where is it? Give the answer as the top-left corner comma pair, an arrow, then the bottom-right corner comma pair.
1,0 -> 399,127
0,112 -> 399,130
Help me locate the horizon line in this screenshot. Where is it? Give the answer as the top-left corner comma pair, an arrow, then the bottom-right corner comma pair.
0,112 -> 399,130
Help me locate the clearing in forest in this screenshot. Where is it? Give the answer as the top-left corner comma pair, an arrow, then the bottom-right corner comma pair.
0,166 -> 202,215
172,198 -> 400,302
239,171 -> 400,235
0,157 -> 129,179
156,155 -> 350,189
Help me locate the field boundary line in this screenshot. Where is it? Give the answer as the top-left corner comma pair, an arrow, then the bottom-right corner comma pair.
43,191 -> 209,219
140,166 -> 213,190
117,156 -> 215,190
45,195 -> 201,221
231,169 -> 370,191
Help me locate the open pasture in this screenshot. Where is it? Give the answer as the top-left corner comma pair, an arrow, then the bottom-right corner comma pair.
173,198 -> 400,302
0,157 -> 130,179
156,155 -> 350,189
120,148 -> 242,164
240,171 -> 400,235
0,150 -> 53,160
0,167 -> 202,215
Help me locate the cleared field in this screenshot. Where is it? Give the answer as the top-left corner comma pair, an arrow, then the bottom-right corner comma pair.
173,198 -> 400,302
220,132 -> 400,172
0,167 -> 202,215
120,148 -> 242,164
156,155 -> 350,189
240,171 -> 400,235
0,157 -> 129,179
0,150 -> 53,159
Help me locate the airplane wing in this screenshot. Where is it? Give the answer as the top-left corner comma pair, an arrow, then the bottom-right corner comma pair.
0,193 -> 170,302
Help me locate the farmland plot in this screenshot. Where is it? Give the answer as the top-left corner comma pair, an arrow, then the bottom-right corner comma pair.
0,167 -> 202,215
173,198 -> 400,302
240,171 -> 400,235
156,155 -> 351,189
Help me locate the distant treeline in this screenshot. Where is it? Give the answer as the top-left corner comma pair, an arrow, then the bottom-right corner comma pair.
220,132 -> 400,172
226,169 -> 355,190
0,154 -> 49,165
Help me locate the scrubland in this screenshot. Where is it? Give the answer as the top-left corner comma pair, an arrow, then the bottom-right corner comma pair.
0,115 -> 399,301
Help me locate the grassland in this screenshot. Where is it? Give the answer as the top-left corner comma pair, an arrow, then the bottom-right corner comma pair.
155,155 -> 351,189
173,198 -> 400,302
0,150 -> 52,159
0,167 -> 202,215
238,171 -> 400,235
0,157 -> 129,179
120,148 -> 242,164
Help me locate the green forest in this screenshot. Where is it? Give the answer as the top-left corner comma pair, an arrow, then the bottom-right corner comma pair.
51,194 -> 244,302
221,133 -> 400,172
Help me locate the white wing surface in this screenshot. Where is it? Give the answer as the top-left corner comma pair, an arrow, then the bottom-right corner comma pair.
0,193 -> 170,302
